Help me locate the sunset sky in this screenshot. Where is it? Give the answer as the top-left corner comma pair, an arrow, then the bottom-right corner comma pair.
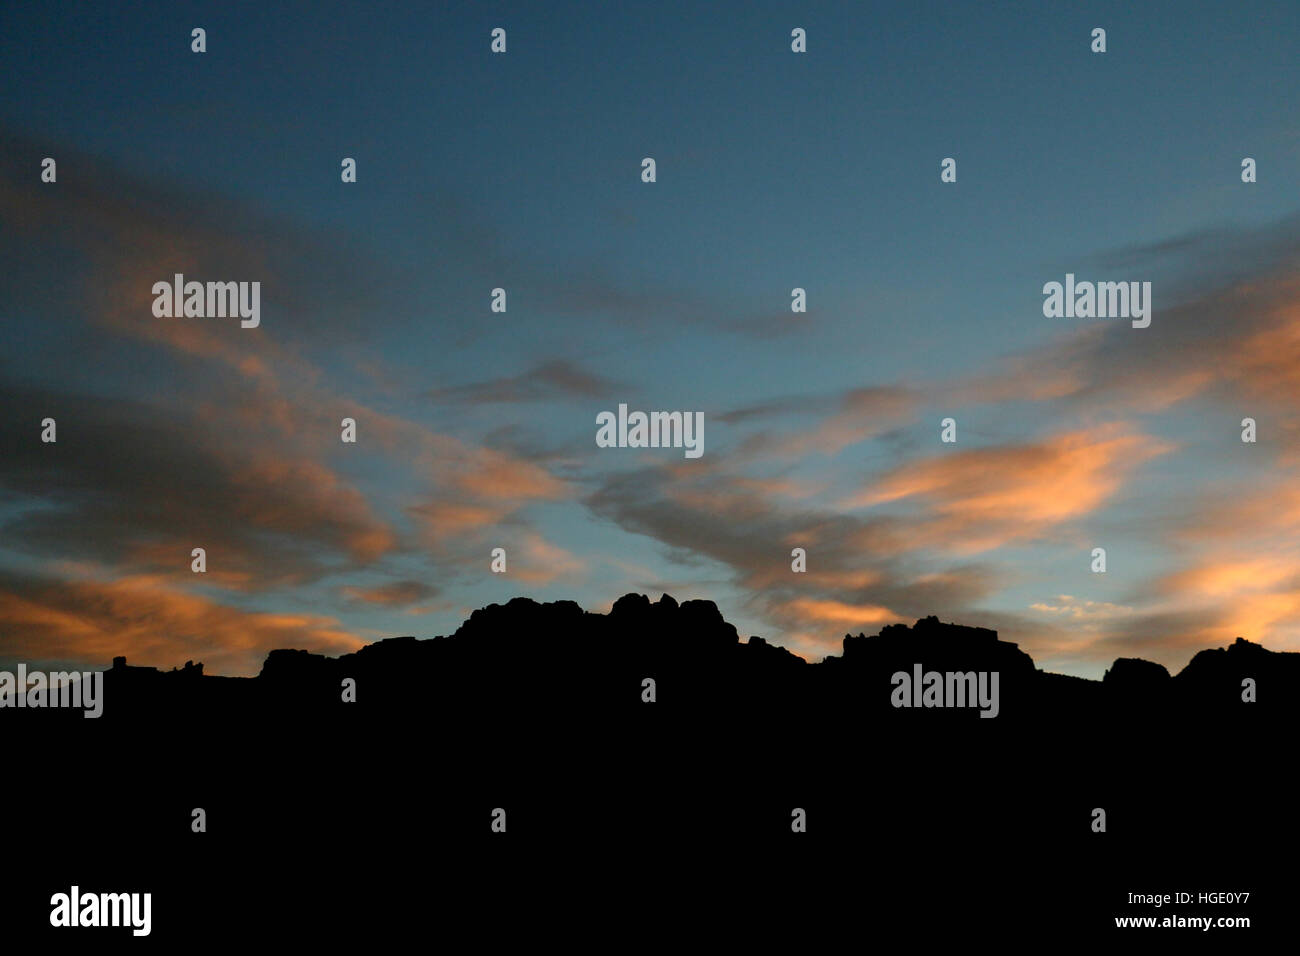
4,0 -> 1300,678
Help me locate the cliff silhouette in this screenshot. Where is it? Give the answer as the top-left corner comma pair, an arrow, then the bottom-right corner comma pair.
37,592 -> 1294,724
9,594 -> 1293,944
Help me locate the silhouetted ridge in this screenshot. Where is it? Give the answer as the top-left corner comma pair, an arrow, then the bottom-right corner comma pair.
19,593 -> 1294,726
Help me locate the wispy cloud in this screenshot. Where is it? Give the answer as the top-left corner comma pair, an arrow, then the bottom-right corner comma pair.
424,359 -> 624,404
840,424 -> 1174,553
0,569 -> 365,676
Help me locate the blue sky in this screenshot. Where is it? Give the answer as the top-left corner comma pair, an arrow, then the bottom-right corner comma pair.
4,0 -> 1300,678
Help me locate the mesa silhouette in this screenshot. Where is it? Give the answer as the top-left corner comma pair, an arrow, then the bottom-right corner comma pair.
10,590 -> 1293,939
21,592 -> 1296,727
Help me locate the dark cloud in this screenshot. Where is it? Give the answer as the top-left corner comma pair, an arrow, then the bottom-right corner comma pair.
957,214 -> 1300,420
0,128 -> 419,350
0,381 -> 396,590
585,462 -> 1004,658
425,358 -> 624,404
728,386 -> 917,457
340,579 -> 440,607
0,567 -> 363,676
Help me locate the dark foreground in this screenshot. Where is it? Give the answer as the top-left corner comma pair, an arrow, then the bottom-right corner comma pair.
6,595 -> 1293,945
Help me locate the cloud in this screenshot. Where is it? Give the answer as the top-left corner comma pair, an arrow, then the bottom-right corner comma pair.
840,424 -> 1173,552
0,569 -> 365,676
11,125 -> 1300,680
953,221 -> 1300,425
0,126 -> 578,604
1029,595 -> 1134,621
509,533 -> 586,585
0,128 -> 418,351
722,386 -> 917,458
1153,556 -> 1300,599
587,461 -> 1006,658
0,382 -> 397,589
424,359 -> 624,404
340,580 -> 440,607
774,598 -> 898,627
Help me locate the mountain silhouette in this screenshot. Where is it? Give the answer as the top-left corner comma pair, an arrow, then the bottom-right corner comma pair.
21,592 -> 1290,725
7,593 -> 1292,944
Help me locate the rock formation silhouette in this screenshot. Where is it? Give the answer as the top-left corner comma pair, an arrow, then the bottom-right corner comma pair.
31,593 -> 1290,726
8,594 -> 1292,944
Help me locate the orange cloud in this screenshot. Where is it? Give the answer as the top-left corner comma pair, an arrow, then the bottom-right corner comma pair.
409,501 -> 512,539
0,573 -> 365,676
340,580 -> 439,607
952,269 -> 1300,422
774,597 -> 898,627
449,447 -> 569,501
841,424 -> 1173,552
1174,478 -> 1300,543
1155,555 -> 1298,598
228,459 -> 397,562
4,141 -> 577,608
509,533 -> 586,585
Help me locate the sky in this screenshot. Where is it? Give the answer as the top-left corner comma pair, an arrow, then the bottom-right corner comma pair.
4,0 -> 1300,678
